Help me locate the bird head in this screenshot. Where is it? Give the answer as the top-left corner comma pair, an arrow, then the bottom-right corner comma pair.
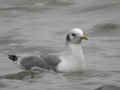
66,28 -> 88,44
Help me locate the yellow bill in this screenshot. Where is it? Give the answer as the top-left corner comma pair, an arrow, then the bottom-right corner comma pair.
80,36 -> 88,40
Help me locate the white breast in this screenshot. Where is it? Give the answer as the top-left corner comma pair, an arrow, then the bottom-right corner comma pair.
57,44 -> 87,72
57,56 -> 86,72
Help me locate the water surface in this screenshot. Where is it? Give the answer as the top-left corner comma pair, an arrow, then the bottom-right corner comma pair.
0,0 -> 120,90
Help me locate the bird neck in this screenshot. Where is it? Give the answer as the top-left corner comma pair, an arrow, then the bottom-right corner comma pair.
67,43 -> 84,60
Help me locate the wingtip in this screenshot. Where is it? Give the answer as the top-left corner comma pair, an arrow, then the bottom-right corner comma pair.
8,54 -> 18,61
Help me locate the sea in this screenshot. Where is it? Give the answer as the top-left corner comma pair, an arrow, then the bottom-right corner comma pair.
0,0 -> 120,90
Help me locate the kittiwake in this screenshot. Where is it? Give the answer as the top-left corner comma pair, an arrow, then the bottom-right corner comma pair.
8,28 -> 88,72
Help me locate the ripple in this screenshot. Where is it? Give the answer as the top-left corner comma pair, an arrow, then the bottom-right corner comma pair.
89,23 -> 120,37
0,0 -> 73,12
95,85 -> 120,90
0,71 -> 44,80
94,23 -> 119,31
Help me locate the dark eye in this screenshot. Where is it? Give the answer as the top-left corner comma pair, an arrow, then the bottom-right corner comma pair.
71,33 -> 76,37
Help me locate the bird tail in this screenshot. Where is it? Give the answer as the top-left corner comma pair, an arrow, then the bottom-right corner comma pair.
8,54 -> 18,62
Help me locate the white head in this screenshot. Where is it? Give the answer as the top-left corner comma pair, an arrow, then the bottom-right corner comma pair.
66,28 -> 88,45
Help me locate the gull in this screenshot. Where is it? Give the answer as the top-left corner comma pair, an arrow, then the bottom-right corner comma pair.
8,28 -> 88,73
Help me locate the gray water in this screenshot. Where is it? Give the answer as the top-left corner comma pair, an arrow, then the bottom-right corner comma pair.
0,0 -> 120,90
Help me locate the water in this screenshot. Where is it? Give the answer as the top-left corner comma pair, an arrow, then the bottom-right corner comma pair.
0,0 -> 120,90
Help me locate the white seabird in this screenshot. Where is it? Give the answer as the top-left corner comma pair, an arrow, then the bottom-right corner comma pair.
8,28 -> 88,73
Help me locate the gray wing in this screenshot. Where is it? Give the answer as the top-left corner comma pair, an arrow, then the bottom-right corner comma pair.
20,56 -> 50,70
41,55 -> 61,71
20,55 -> 61,71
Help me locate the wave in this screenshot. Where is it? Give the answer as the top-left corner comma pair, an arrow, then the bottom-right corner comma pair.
0,0 -> 73,11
